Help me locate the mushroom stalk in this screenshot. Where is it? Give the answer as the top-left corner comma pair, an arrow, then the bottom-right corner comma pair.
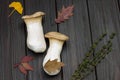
43,39 -> 64,65
43,32 -> 69,75
22,12 -> 46,53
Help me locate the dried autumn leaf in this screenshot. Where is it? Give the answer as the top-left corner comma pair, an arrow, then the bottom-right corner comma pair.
21,56 -> 33,63
22,63 -> 33,71
18,65 -> 27,75
13,63 -> 20,68
44,59 -> 64,73
14,56 -> 34,75
9,1 -> 23,17
55,5 -> 74,23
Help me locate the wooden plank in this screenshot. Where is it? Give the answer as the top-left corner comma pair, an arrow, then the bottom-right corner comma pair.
8,0 -> 26,80
24,0 -> 61,80
87,0 -> 120,80
0,1 -> 11,80
56,0 -> 96,80
118,0 -> 120,11
0,0 -> 26,80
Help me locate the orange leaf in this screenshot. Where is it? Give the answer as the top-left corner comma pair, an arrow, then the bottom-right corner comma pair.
44,59 -> 64,73
9,2 -> 23,17
18,65 -> 27,75
22,63 -> 33,71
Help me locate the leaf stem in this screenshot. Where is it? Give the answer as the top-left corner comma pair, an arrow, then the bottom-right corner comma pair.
8,9 -> 15,17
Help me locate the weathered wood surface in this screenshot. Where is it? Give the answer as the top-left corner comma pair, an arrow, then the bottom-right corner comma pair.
0,0 -> 120,80
88,0 -> 120,80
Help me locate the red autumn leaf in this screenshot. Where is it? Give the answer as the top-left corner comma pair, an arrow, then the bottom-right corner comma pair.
55,5 -> 74,23
14,56 -> 34,75
22,63 -> 33,71
18,65 -> 27,75
21,56 -> 33,63
13,63 -> 20,68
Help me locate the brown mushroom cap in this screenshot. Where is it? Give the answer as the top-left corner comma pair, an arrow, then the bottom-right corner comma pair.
22,11 -> 45,19
45,32 -> 69,41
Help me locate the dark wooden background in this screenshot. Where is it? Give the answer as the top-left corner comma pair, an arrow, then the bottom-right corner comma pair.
0,0 -> 120,80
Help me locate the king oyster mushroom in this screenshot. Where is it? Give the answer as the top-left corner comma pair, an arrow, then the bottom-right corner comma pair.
43,32 -> 69,75
22,11 -> 46,53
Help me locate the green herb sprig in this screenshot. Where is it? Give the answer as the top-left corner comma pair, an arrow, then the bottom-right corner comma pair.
71,33 -> 116,80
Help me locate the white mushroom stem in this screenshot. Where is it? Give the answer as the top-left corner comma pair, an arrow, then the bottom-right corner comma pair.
22,12 -> 46,53
43,38 -> 64,75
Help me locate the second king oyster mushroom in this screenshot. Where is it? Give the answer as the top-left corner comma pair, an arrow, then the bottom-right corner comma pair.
43,32 -> 69,75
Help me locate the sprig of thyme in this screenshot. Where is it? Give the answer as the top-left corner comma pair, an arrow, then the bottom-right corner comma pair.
85,32 -> 107,59
78,41 -> 112,80
75,33 -> 107,76
77,33 -> 107,75
71,33 -> 116,80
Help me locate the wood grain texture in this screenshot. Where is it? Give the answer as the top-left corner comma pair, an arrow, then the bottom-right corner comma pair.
0,0 -> 26,80
0,1 -> 11,80
0,0 -> 120,80
8,0 -> 26,80
56,0 -> 96,80
24,0 -> 61,80
118,0 -> 120,11
87,0 -> 120,80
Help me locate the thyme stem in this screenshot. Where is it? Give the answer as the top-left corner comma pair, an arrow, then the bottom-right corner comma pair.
71,33 -> 116,80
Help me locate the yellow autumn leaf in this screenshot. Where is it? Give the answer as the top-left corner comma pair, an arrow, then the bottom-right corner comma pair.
9,2 -> 23,17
